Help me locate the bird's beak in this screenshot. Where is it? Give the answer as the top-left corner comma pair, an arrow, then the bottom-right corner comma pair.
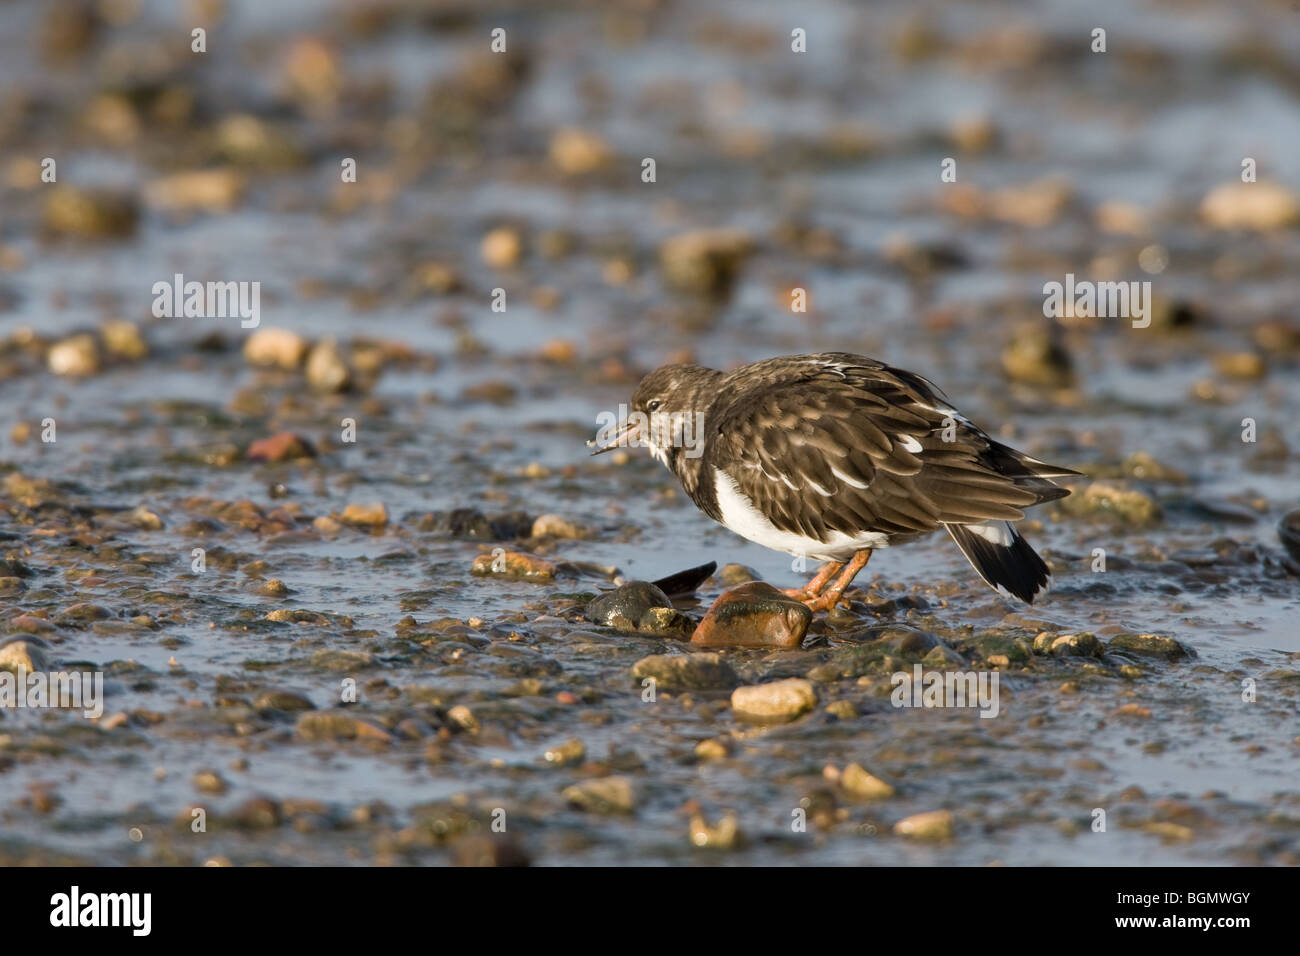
587,417 -> 640,456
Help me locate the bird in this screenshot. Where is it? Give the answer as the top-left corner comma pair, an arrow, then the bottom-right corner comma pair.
588,353 -> 1080,611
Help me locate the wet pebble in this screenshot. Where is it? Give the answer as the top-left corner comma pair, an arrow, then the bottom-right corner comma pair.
659,228 -> 753,296
247,432 -> 316,462
56,603 -> 110,624
253,690 -> 315,713
193,770 -> 228,795
840,763 -> 896,800
585,581 -> 673,629
894,809 -> 954,840
309,649 -> 374,671
1060,481 -> 1161,526
562,775 -> 636,814
730,677 -> 817,722
340,502 -> 388,527
1107,633 -> 1195,661
0,635 -> 52,672
718,563 -> 760,586
1200,180 -> 1300,231
306,337 -> 351,391
47,334 -> 100,376
244,327 -> 308,369
472,551 -> 556,581
295,711 -> 391,744
1045,632 -> 1102,658
689,811 -> 743,850
530,513 -> 594,540
690,582 -> 811,649
452,834 -> 531,867
544,738 -> 586,766
631,652 -> 739,692
100,320 -> 148,359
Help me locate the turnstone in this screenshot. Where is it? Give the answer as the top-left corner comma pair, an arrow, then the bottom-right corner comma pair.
590,353 -> 1080,610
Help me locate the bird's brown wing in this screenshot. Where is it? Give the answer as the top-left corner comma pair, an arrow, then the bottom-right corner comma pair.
702,358 -> 1066,542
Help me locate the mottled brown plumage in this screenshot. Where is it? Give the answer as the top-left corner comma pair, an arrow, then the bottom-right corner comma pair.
591,353 -> 1080,605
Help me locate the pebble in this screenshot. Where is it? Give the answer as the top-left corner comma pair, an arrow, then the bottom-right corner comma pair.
452,834 -> 531,867
447,704 -> 479,733
631,653 -> 739,692
1001,322 -> 1073,387
1107,633 -> 1195,661
544,738 -> 586,766
144,168 -> 245,214
1047,632 -> 1102,658
562,776 -> 637,814
718,563 -> 760,586
471,551 -> 556,581
247,432 -> 316,462
42,186 -> 138,239
259,578 -> 289,597
193,770 -> 228,795
100,319 -> 148,359
531,513 -> 594,540
694,738 -> 732,760
340,502 -> 388,527
549,127 -> 613,175
689,811 -> 742,850
636,606 -> 695,638
1200,180 -> 1300,231
48,334 -> 100,376
0,635 -> 52,672
481,226 -> 523,268
585,581 -> 673,629
295,711 -> 392,744
893,809 -> 954,840
1059,481 -> 1161,526
730,678 -> 817,722
129,505 -> 164,530
253,690 -> 315,713
305,336 -> 351,391
659,228 -> 753,296
243,327 -> 309,369
691,582 -> 812,649
56,602 -> 110,624
840,763 -> 896,800
309,649 -> 373,671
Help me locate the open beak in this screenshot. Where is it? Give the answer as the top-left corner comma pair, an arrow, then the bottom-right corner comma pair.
587,418 -> 640,456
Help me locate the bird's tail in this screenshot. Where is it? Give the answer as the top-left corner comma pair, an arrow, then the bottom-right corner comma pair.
945,521 -> 1051,604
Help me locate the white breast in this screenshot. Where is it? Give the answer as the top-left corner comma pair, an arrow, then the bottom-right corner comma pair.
712,468 -> 890,561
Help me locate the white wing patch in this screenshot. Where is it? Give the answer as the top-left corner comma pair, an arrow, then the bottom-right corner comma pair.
831,466 -> 869,489
896,434 -> 923,454
712,468 -> 889,560
963,520 -> 1015,546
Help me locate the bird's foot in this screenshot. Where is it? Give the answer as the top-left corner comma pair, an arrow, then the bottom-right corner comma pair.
800,589 -> 848,613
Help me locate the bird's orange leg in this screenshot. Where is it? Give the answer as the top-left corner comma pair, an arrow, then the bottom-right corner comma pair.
802,549 -> 872,612
782,560 -> 843,601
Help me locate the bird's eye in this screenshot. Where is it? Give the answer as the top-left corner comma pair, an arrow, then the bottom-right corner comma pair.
646,400 -> 662,412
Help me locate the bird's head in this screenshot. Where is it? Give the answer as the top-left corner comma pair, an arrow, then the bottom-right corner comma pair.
588,363 -> 722,468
